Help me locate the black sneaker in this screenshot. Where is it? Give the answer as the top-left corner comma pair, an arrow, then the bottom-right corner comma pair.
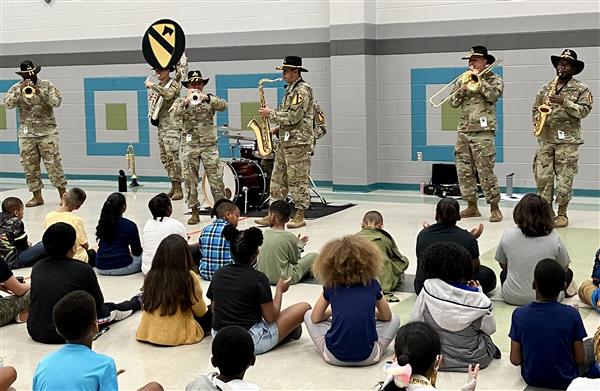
279,325 -> 302,346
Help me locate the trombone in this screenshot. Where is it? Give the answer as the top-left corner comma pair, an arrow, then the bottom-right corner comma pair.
429,59 -> 503,108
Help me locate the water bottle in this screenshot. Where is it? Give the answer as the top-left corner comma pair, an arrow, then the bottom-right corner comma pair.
506,173 -> 515,198
118,170 -> 127,192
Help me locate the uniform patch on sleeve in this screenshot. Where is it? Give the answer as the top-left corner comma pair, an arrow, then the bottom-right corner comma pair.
291,93 -> 304,105
588,92 -> 593,105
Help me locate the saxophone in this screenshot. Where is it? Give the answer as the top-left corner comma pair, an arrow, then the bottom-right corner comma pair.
533,76 -> 558,137
247,78 -> 282,157
148,54 -> 188,123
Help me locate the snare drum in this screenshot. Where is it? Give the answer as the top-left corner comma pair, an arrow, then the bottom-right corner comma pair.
202,159 -> 267,211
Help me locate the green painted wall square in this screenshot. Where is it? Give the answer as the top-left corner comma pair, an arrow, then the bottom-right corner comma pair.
441,101 -> 460,131
105,103 -> 128,130
240,101 -> 260,130
0,104 -> 7,130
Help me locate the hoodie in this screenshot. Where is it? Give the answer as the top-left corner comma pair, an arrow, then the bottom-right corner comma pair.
410,278 -> 497,372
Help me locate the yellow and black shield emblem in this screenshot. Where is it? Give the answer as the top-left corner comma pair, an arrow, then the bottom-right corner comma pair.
291,93 -> 304,105
142,19 -> 186,70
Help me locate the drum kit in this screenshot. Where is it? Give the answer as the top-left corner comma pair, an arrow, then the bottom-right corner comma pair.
200,126 -> 272,214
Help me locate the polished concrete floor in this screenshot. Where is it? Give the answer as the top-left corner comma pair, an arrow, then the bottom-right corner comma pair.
1,179 -> 599,390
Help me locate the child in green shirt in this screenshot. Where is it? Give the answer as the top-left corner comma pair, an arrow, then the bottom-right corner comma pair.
356,211 -> 409,301
257,201 -> 317,284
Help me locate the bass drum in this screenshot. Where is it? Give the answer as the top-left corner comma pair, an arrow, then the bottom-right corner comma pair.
201,159 -> 267,212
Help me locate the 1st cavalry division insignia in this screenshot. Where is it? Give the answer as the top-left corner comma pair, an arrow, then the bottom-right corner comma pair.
142,19 -> 186,70
291,93 -> 304,105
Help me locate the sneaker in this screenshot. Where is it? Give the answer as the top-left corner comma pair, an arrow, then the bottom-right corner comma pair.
279,325 -> 302,345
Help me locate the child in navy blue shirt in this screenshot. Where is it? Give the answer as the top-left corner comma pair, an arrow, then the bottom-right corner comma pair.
304,235 -> 400,366
33,290 -> 162,391
95,193 -> 143,276
509,258 -> 593,390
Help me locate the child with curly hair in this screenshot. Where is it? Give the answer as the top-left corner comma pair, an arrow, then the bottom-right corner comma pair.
304,235 -> 400,366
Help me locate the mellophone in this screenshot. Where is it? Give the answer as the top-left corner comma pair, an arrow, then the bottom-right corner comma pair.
201,128 -> 271,213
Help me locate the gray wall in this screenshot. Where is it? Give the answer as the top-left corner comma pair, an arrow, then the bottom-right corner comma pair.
1,11 -> 598,194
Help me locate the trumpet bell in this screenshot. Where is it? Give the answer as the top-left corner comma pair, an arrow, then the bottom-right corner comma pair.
22,86 -> 35,99
189,91 -> 202,105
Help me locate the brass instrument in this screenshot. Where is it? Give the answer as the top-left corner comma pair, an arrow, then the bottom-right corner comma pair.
429,59 -> 503,108
148,53 -> 188,123
247,78 -> 282,157
125,143 -> 140,187
22,84 -> 35,99
533,76 -> 558,137
189,90 -> 202,106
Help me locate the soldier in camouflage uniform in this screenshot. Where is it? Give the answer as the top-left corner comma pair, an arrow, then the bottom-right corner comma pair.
3,60 -> 67,207
170,70 -> 228,225
260,101 -> 326,195
145,65 -> 183,200
255,56 -> 314,229
532,49 -> 592,228
450,46 -> 504,222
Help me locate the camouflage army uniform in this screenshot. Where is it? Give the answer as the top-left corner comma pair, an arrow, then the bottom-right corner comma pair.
449,71 -> 503,204
3,79 -> 67,192
170,94 -> 228,208
268,78 -> 314,210
532,78 -> 593,207
151,78 -> 182,182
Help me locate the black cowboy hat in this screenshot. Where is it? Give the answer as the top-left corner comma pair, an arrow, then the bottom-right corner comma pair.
276,56 -> 309,72
551,49 -> 585,75
181,70 -> 209,88
462,46 -> 495,64
16,60 -> 41,77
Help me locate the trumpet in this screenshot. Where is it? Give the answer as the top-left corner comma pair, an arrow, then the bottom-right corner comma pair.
125,143 -> 140,187
22,84 -> 35,99
189,90 -> 203,106
429,59 -> 503,108
533,76 -> 558,137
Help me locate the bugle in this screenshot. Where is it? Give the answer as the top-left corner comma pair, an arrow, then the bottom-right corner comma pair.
22,84 -> 35,99
429,59 -> 503,108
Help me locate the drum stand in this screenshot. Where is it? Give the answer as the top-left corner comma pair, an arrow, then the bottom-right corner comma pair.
309,176 -> 328,205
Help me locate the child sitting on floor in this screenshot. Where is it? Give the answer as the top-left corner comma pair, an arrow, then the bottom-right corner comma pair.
578,248 -> 600,311
410,242 -> 499,372
44,188 -> 94,264
141,193 -> 188,275
356,211 -> 409,301
0,197 -> 46,269
137,234 -> 210,346
510,258 -> 594,389
375,322 -> 479,391
304,235 -> 400,366
186,325 -> 259,390
198,199 -> 240,281
257,200 -> 317,284
95,192 -> 143,276
32,290 -> 163,391
0,253 -> 30,326
207,226 -> 310,355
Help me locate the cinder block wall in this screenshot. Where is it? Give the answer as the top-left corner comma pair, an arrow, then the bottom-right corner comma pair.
1,1 -> 598,194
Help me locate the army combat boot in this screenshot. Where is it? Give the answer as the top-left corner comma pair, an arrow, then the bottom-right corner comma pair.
254,215 -> 270,226
171,182 -> 183,201
26,190 -> 44,208
287,209 -> 306,229
460,201 -> 481,218
166,182 -> 175,198
554,204 -> 569,228
187,207 -> 200,225
58,187 -> 66,201
489,202 -> 503,222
